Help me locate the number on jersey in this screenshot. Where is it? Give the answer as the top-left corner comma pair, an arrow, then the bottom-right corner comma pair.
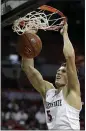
47,110 -> 52,122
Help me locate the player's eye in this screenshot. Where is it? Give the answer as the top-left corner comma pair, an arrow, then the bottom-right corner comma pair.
62,69 -> 66,73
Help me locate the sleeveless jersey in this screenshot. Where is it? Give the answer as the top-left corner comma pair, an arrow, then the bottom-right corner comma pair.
44,88 -> 82,130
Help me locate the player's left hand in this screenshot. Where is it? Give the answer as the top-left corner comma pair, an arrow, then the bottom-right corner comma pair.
60,22 -> 68,35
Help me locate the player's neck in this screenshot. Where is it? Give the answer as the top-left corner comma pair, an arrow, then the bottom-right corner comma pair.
58,87 -> 63,92
57,86 -> 65,93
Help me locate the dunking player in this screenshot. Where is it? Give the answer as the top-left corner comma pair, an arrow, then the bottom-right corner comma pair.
21,23 -> 82,130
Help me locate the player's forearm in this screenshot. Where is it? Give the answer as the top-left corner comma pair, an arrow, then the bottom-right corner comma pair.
21,57 -> 43,85
21,57 -> 35,78
21,58 -> 42,78
21,58 -> 34,69
63,32 -> 75,59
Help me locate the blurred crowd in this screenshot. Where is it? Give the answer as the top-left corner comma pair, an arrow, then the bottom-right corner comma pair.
1,94 -> 47,130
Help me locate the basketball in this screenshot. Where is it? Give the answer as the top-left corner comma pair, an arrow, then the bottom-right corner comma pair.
17,33 -> 42,58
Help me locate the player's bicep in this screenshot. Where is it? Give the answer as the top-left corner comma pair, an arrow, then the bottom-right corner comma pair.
29,76 -> 54,98
66,56 -> 80,95
28,72 -> 45,96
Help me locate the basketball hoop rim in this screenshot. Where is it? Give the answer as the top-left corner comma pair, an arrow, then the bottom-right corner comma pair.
39,5 -> 67,23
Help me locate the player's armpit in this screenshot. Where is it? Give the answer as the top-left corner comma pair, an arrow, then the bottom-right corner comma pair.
66,56 -> 80,96
22,65 -> 54,98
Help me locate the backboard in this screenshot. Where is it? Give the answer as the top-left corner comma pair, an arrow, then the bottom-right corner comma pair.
1,0 -> 51,28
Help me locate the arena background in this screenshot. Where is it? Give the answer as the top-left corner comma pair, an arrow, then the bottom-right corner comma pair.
1,0 -> 85,130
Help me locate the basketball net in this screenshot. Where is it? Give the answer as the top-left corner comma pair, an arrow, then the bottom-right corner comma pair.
12,5 -> 67,35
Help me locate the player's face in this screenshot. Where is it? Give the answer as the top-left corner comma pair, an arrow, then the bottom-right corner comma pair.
55,66 -> 67,88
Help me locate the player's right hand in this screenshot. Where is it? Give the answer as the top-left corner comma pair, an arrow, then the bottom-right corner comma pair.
60,22 -> 68,35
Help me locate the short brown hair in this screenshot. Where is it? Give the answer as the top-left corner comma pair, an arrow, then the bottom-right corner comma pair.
61,62 -> 79,74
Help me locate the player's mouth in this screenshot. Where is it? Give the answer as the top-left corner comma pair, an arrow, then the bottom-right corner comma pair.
56,76 -> 61,79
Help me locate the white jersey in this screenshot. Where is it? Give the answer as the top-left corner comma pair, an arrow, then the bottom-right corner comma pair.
44,88 -> 82,130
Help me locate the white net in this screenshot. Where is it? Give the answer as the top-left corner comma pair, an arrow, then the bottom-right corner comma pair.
12,9 -> 65,35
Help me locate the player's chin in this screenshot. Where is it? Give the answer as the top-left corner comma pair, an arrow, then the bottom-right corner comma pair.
55,80 -> 64,88
55,80 -> 61,88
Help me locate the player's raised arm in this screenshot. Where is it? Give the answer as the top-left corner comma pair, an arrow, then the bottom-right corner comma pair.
21,58 -> 45,96
22,58 -> 54,98
60,23 -> 80,96
19,33 -> 54,98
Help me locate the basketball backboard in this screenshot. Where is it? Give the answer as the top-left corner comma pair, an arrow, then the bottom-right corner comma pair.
1,0 -> 51,28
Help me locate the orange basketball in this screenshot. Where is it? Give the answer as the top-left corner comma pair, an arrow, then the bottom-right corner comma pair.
17,33 -> 42,58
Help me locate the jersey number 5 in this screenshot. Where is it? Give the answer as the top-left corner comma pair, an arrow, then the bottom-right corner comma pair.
47,110 -> 52,122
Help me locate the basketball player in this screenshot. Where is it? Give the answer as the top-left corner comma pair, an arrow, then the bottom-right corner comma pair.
21,23 -> 82,130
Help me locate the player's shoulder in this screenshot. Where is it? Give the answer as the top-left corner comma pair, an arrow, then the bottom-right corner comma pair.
43,80 -> 55,102
44,80 -> 55,90
44,80 -> 56,96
